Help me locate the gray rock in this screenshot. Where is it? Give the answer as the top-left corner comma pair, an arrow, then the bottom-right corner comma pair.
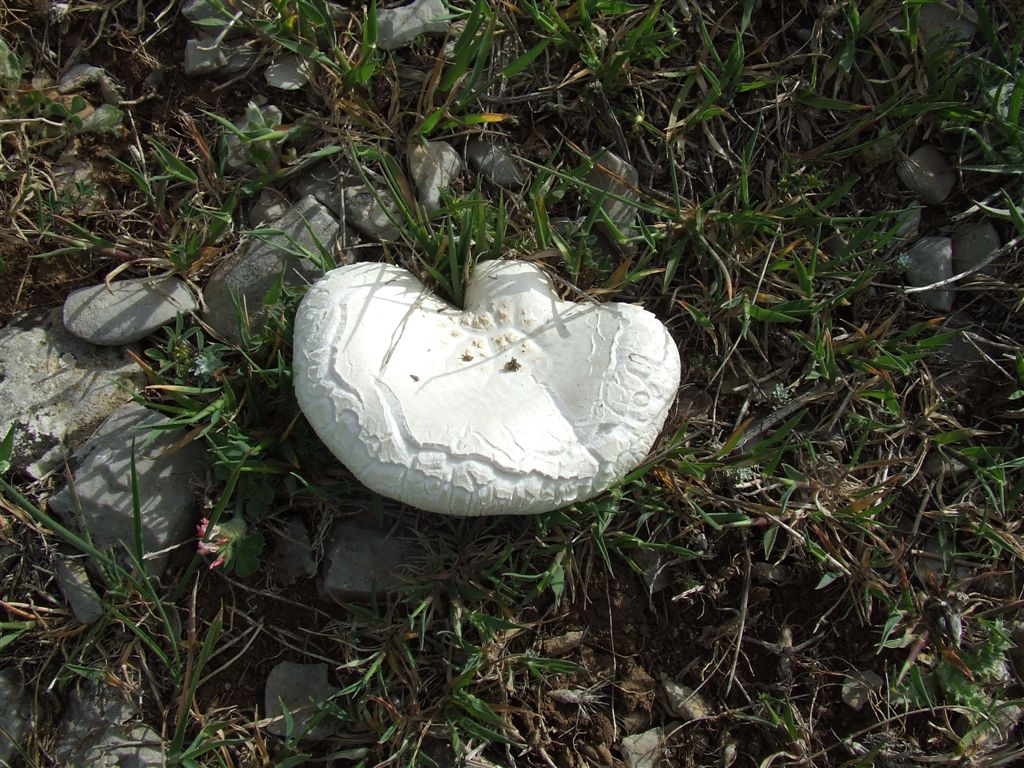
634,548 -> 670,595
62,276 -> 198,346
323,518 -> 409,601
48,402 -> 206,578
952,221 -> 1000,275
203,195 -> 337,343
409,140 -> 461,212
918,3 -> 976,48
55,557 -> 104,624
264,661 -> 338,741
893,202 -> 923,242
182,0 -> 237,37
248,189 -> 289,228
377,0 -> 450,51
54,683 -> 165,767
903,236 -> 954,312
224,103 -> 283,173
661,677 -> 711,721
265,54 -> 309,90
587,150 -> 639,244
466,138 -> 525,189
0,309 -> 144,479
0,668 -> 33,766
841,670 -> 883,712
271,517 -> 317,586
343,185 -> 403,241
897,146 -> 956,205
292,159 -> 358,215
184,37 -> 227,76
621,727 -> 665,768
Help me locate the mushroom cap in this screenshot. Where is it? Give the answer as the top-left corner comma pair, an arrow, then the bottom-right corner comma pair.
293,260 -> 681,515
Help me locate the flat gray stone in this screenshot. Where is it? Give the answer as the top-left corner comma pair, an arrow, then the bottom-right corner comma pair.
184,37 -> 227,76
264,661 -> 338,741
265,54 -> 309,90
903,236 -> 954,312
343,185 -> 403,241
621,727 -> 665,768
409,140 -> 461,212
587,150 -> 639,243
377,0 -> 450,50
63,276 -> 197,345
661,677 -> 711,721
271,517 -> 316,586
54,683 -> 164,767
248,189 -> 289,228
0,309 -> 144,479
897,146 -> 955,205
952,221 -> 1000,275
466,138 -> 525,189
48,402 -> 206,577
322,518 -> 409,601
55,557 -> 104,624
0,668 -> 33,766
203,195 -> 337,343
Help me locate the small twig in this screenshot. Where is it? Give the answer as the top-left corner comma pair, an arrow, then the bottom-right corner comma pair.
724,551 -> 751,698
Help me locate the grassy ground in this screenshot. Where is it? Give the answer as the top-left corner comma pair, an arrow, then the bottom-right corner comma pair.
2,0 -> 1024,766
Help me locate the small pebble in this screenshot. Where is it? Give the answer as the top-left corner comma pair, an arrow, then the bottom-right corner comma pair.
952,221 -> 1000,276
903,236 -> 954,312
897,146 -> 956,205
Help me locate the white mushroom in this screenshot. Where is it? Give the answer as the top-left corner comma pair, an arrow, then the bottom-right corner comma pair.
293,260 -> 681,515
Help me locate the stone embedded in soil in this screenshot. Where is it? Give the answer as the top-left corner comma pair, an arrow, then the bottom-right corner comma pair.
271,517 -> 317,586
841,670 -> 883,711
322,518 -> 410,601
661,676 -> 712,721
248,188 -> 289,228
184,36 -> 228,76
408,140 -> 462,212
620,726 -> 665,768
264,661 -> 339,741
893,202 -> 923,242
0,309 -> 144,479
466,138 -> 526,189
47,401 -> 206,578
62,276 -> 198,346
343,185 -> 403,241
634,548 -> 671,594
377,0 -> 450,51
224,103 -> 283,173
183,0 -> 238,37
53,683 -> 165,767
896,146 -> 956,205
0,668 -> 33,766
587,149 -> 639,245
903,236 -> 954,312
203,195 -> 338,343
952,221 -> 1000,276
918,2 -> 977,48
291,159 -> 359,215
55,557 -> 104,625
265,54 -> 310,90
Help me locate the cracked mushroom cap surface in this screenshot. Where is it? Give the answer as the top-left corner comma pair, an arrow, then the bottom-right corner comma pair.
293,259 -> 681,515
